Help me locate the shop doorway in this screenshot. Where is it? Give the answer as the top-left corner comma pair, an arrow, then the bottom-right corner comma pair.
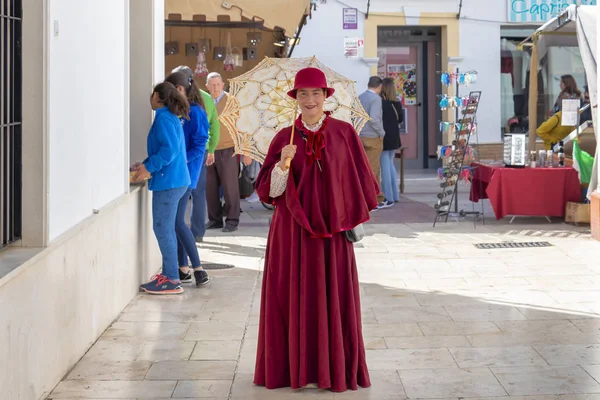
377,27 -> 441,169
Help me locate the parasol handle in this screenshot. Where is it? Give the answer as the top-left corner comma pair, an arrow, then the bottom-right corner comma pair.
284,106 -> 298,169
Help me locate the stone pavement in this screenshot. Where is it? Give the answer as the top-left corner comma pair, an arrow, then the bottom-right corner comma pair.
48,172 -> 600,400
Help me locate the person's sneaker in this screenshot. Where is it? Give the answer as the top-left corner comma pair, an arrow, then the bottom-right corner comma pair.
222,224 -> 238,233
179,269 -> 193,283
194,236 -> 203,243
194,269 -> 210,286
376,200 -> 394,209
140,275 -> 184,295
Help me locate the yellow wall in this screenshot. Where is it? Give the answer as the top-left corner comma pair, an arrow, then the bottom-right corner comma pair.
364,11 -> 459,83
363,12 -> 461,132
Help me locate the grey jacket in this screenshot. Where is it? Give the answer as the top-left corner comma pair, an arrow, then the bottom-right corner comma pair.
358,90 -> 386,138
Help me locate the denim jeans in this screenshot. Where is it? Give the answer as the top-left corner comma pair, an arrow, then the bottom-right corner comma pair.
176,188 -> 201,268
152,186 -> 188,281
191,151 -> 208,238
380,150 -> 399,202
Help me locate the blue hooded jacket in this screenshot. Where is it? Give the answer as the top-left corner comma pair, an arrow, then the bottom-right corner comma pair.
181,103 -> 209,189
143,107 -> 190,191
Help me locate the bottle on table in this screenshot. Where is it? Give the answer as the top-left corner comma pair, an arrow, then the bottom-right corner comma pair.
558,141 -> 565,167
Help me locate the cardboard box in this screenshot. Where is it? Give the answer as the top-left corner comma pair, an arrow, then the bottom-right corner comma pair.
565,201 -> 590,224
591,192 -> 600,240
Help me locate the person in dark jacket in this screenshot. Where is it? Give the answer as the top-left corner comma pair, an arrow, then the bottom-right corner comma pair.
379,77 -> 403,206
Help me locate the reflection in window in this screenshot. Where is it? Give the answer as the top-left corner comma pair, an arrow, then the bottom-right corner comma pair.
500,29 -> 584,134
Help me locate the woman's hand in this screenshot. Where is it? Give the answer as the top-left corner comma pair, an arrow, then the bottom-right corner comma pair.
132,163 -> 151,182
278,144 -> 297,170
243,155 -> 253,166
130,162 -> 141,171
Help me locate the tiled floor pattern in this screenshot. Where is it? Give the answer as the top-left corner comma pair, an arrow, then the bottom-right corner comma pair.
48,172 -> 600,399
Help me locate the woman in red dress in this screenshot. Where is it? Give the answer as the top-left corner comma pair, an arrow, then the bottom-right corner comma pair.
253,67 -> 379,392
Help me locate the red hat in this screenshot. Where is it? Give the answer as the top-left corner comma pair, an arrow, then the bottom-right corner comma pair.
287,67 -> 335,99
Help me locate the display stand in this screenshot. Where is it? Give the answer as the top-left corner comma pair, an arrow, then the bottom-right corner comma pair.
433,82 -> 483,227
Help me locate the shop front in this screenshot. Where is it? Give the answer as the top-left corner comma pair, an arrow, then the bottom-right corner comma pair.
164,0 -> 310,82
364,13 -> 459,170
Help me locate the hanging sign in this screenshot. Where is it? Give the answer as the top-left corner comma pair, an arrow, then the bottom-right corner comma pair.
344,38 -> 364,59
343,8 -> 358,29
387,64 -> 417,106
507,0 -> 597,23
561,99 -> 580,126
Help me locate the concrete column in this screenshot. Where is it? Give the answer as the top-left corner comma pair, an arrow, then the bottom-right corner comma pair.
129,0 -> 165,164
21,0 -> 48,247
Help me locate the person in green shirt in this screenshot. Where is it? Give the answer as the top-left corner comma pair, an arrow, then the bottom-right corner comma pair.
172,66 -> 220,242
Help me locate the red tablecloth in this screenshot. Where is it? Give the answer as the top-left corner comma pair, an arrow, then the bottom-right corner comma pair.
469,162 -> 581,220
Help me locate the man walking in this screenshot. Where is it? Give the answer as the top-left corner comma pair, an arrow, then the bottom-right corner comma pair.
205,72 -> 251,233
358,76 -> 387,208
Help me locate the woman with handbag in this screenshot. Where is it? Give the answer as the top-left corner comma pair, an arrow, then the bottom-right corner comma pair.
253,67 -> 379,392
379,77 -> 404,205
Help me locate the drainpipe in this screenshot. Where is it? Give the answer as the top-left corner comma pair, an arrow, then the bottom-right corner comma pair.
287,14 -> 307,58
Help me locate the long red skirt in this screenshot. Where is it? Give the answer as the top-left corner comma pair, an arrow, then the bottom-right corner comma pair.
253,207 -> 371,392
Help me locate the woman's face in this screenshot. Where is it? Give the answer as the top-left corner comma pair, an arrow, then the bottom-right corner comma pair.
296,88 -> 325,120
150,92 -> 161,110
560,80 -> 566,91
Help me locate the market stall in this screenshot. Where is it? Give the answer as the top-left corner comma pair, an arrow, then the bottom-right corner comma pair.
470,162 -> 581,221
466,5 -> 597,223
519,5 -> 597,193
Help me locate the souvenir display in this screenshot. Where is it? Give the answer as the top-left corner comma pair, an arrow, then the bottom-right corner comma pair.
434,88 -> 482,226
440,71 -> 478,87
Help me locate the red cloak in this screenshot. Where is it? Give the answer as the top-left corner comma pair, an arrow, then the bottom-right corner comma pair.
253,114 -> 379,392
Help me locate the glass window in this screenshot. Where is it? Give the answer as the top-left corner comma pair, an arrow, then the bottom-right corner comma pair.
500,28 -> 585,134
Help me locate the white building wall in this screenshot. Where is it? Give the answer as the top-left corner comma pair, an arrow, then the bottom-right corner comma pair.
48,0 -> 129,241
457,10 -> 503,144
293,1 -> 370,94
130,0 -> 165,165
293,0 -> 536,144
0,1 -> 164,398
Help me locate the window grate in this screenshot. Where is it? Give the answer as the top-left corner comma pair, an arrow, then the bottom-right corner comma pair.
0,0 -> 23,248
202,263 -> 235,270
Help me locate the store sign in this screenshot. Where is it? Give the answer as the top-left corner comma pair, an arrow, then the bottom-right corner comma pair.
343,38 -> 363,59
343,8 -> 358,29
508,0 -> 597,23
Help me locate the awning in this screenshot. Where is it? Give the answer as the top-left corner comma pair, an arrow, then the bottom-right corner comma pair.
165,0 -> 311,37
519,5 -> 584,61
